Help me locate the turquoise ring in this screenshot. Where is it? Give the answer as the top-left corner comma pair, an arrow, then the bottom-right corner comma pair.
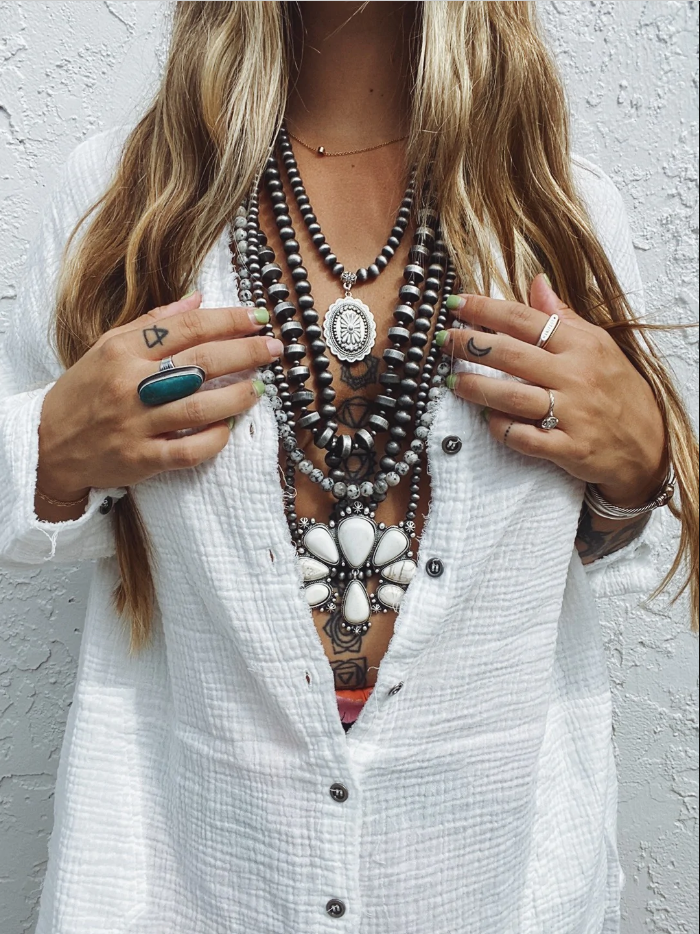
137,358 -> 206,406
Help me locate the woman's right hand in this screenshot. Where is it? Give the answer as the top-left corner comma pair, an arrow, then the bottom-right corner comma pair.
36,291 -> 283,503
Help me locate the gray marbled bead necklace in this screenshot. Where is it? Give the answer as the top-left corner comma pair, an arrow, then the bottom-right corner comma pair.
230,134 -> 456,633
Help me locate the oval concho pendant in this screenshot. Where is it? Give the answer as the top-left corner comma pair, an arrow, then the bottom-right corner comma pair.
323,297 -> 377,363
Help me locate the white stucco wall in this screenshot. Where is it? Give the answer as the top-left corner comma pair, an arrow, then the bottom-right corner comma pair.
0,3 -> 697,932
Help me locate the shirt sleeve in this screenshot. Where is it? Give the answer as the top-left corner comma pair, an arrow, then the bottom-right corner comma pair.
0,131 -> 128,567
571,155 -> 671,597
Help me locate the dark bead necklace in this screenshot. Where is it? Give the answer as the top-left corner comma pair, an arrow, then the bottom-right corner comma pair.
229,128 -> 455,632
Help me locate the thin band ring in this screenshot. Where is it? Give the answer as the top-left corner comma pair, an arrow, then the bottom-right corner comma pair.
539,390 -> 559,430
536,314 -> 561,349
159,356 -> 176,372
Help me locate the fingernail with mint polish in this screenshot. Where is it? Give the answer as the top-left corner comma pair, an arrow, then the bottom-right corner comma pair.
445,374 -> 458,392
542,273 -> 552,288
252,379 -> 266,398
226,416 -> 236,431
435,330 -> 450,348
266,338 -> 283,359
445,294 -> 466,312
180,289 -> 198,300
481,407 -> 491,423
249,308 -> 270,326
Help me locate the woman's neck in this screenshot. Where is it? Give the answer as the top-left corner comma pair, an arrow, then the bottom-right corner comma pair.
286,1 -> 415,148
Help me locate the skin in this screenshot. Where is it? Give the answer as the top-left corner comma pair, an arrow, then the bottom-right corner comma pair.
36,2 -> 667,687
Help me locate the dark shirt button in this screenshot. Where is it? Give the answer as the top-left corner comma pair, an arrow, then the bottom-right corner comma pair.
329,783 -> 349,803
325,898 -> 346,918
388,682 -> 404,696
426,557 -> 444,578
441,435 -> 462,455
98,496 -> 114,515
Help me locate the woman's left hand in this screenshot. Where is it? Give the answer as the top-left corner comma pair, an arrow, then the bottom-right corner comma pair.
439,274 -> 668,507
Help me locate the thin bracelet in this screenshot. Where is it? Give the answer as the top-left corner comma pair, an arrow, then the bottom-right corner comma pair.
584,475 -> 675,521
35,486 -> 90,508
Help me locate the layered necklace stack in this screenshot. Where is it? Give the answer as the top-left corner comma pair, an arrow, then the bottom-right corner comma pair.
230,125 -> 455,634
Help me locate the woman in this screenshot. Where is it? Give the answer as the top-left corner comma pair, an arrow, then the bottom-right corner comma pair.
0,2 -> 696,932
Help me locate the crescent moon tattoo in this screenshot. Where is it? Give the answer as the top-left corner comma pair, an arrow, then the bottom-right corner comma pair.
466,337 -> 492,357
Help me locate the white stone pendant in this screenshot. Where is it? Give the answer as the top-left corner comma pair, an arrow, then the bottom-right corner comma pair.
323,297 -> 377,363
296,510 -> 417,634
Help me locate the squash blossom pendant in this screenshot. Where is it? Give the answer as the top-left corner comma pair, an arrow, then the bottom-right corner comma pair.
323,272 -> 377,363
297,506 -> 417,633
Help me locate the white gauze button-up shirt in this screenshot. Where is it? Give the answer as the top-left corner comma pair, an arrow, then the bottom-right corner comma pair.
0,127 -> 662,934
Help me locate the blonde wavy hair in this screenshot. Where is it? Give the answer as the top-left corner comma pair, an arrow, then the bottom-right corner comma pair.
52,1 -> 698,650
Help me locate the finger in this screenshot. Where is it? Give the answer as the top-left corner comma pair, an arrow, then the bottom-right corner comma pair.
105,291 -> 204,339
117,304 -> 270,361
147,378 -> 265,434
486,410 -> 574,462
447,278 -> 578,351
164,334 -> 283,381
528,274 -> 575,320
436,326 -> 564,386
151,419 -> 232,473
448,372 -> 554,421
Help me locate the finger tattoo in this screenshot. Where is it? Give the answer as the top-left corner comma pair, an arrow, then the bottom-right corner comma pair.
503,421 -> 516,444
142,325 -> 169,348
466,337 -> 492,357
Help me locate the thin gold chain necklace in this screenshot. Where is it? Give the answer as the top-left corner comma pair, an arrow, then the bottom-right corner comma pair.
287,129 -> 408,158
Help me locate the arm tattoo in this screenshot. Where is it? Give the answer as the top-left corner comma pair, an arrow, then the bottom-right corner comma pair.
331,657 -> 368,689
466,337 -> 492,357
142,325 -> 169,348
340,354 -> 379,389
575,502 -> 651,563
323,610 -> 366,655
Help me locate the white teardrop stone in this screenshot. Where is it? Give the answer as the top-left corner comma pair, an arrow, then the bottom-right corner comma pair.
376,583 -> 405,611
305,582 -> 332,607
337,516 -> 376,568
382,559 -> 417,585
304,525 -> 339,565
342,579 -> 371,624
373,527 -> 410,567
299,556 -> 329,582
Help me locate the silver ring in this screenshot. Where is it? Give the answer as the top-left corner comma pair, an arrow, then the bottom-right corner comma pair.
137,360 -> 206,406
539,389 -> 559,430
159,356 -> 176,371
536,314 -> 560,349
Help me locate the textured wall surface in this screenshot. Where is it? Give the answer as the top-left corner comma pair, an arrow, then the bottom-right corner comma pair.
0,3 -> 697,932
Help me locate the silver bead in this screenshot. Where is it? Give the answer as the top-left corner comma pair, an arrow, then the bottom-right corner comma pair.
386,472 -> 401,487
299,459 -> 314,475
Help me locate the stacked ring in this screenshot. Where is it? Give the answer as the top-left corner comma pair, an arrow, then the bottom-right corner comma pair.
540,390 -> 559,430
137,356 -> 206,406
536,313 -> 560,349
